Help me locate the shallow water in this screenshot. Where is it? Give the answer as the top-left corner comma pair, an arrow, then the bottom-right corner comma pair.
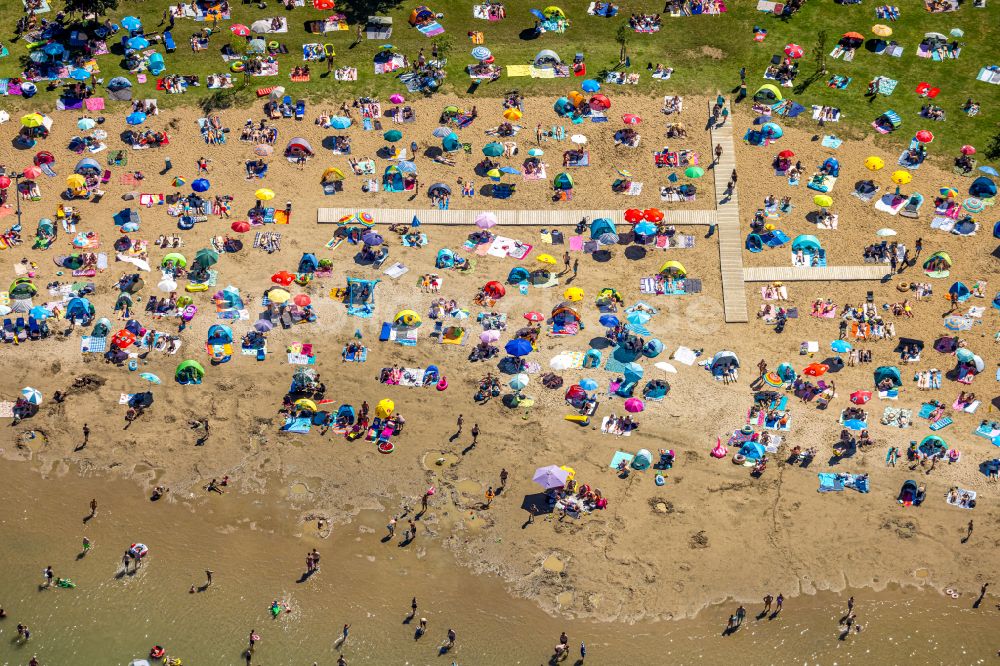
0,461 -> 995,665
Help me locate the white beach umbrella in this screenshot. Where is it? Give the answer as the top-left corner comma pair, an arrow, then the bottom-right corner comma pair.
875,228 -> 897,237
654,361 -> 677,373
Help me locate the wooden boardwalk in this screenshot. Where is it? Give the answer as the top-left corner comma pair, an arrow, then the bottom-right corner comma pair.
317,207 -> 718,226
743,266 -> 890,282
707,101 -> 749,323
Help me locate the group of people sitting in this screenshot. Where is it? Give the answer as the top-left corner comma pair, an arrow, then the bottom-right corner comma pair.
240,119 -> 279,144
629,12 -> 662,30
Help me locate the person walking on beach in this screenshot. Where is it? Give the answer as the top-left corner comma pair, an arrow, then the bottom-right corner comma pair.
471,423 -> 480,446
446,627 -> 456,648
847,596 -> 854,613
205,569 -> 213,587
757,359 -> 767,377
387,516 -> 397,539
82,536 -> 91,556
572,259 -> 579,279
89,498 -> 97,518
763,594 -> 773,613
484,486 -> 495,508
965,519 -> 974,542
353,23 -> 363,46
455,414 -> 463,436
714,143 -> 723,165
499,468 -> 508,489
339,623 -> 351,645
735,605 -> 746,626
562,251 -> 571,275
43,566 -> 53,587
81,423 -> 90,447
408,519 -> 417,541
411,597 -> 418,617
739,66 -> 746,83
421,488 -> 432,512
914,237 -> 923,258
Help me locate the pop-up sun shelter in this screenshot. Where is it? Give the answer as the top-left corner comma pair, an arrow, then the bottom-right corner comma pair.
345,277 -> 379,316
285,137 -> 314,160
175,359 -> 205,384
65,296 -> 95,323
658,260 -> 686,277
533,49 -> 562,69
922,250 -> 952,278
970,176 -> 997,198
589,217 -> 615,239
710,350 -> 739,377
754,83 -> 783,102
74,157 -> 101,175
298,253 -> 319,274
553,172 -> 573,190
874,365 -> 902,388
948,281 -> 971,302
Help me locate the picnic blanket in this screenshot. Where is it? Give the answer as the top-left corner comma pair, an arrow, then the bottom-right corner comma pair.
946,488 -> 976,509
817,472 -> 869,493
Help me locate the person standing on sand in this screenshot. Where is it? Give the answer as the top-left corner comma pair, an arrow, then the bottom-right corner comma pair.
387,516 -> 396,539
205,569 -> 213,587
563,251 -> 571,275
775,593 -> 783,613
965,520 -> 974,542
499,468 -> 508,489
847,596 -> 854,613
572,259 -> 579,279
763,594 -> 773,613
455,413 -> 463,436
471,423 -> 480,446
446,627 -> 456,648
89,498 -> 97,518
757,359 -> 767,377
82,423 -> 90,447
735,605 -> 746,626
484,486 -> 495,508
408,520 -> 417,540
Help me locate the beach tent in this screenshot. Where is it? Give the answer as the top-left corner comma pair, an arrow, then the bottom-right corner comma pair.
948,281 -> 971,302
507,267 -> 530,284
874,110 -> 902,132
428,182 -> 451,197
298,253 -> 319,274
658,260 -> 686,277
383,165 -> 404,191
285,137 -> 314,158
442,133 -> 461,153
345,277 -> 378,307
483,281 -> 506,299
394,309 -> 422,328
873,365 -> 902,388
65,296 -> 95,322
589,218 -> 616,239
631,449 -> 652,470
821,157 -> 840,177
922,250 -> 952,278
792,234 -> 822,253
918,435 -> 947,454
107,76 -> 133,100
207,324 -> 233,345
408,6 -> 434,26
642,379 -> 669,399
551,303 -> 582,327
970,177 -> 997,198
739,441 -> 766,461
10,278 -> 38,300
553,172 -> 573,190
745,233 -> 764,253
753,84 -> 783,102
710,350 -> 739,376
993,220 -> 1000,239
321,167 -> 346,183
553,97 -> 575,116
543,6 -> 566,18
175,359 -> 205,384
74,157 -> 101,175
533,50 -> 562,69
776,362 -> 796,382
436,248 -> 455,268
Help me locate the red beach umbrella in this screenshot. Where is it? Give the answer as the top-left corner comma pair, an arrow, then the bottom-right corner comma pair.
778,149 -> 795,158
293,294 -> 311,307
624,208 -> 643,223
784,43 -> 804,58
230,24 -> 251,37
231,220 -> 250,233
915,130 -> 934,143
271,271 -> 295,286
643,208 -> 664,222
960,145 -> 975,155
524,311 -> 544,322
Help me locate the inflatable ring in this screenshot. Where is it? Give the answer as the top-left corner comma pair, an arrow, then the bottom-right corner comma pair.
436,377 -> 448,391
945,588 -> 954,595
268,41 -> 279,50
150,646 -> 165,659
897,281 -> 910,292
951,592 -> 959,598
733,453 -> 746,465
178,217 -> 194,231
230,61 -> 245,73
378,441 -> 394,454
185,283 -> 208,293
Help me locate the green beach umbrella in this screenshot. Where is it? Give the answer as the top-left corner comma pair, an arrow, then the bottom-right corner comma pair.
685,166 -> 705,178
482,142 -> 504,157
383,129 -> 402,142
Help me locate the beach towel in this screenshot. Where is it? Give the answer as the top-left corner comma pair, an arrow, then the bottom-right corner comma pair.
281,416 -> 312,433
818,472 -> 869,493
821,135 -> 843,149
416,21 -> 445,36
874,193 -> 906,215
946,488 -> 976,509
929,416 -> 952,431
80,335 -> 107,353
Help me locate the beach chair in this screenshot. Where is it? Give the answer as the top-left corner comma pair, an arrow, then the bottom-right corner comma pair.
164,31 -> 176,52
28,317 -> 41,340
14,318 -> 26,342
295,100 -> 305,120
1,319 -> 14,343
281,96 -> 293,118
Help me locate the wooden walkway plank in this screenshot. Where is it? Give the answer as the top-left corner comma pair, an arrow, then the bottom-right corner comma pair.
318,208 -> 719,227
743,266 -> 889,282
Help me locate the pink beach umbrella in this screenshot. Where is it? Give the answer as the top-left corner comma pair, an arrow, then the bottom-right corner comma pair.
480,330 -> 500,344
784,43 -> 804,58
624,397 -> 645,413
390,93 -> 405,104
231,24 -> 251,37
475,212 -> 497,229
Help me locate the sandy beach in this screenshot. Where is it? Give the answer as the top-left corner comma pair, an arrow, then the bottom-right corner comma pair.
1,86 -> 998,664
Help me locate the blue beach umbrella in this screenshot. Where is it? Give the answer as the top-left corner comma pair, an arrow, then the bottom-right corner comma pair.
29,305 -> 51,320
471,46 -> 491,61
77,117 -> 96,130
329,116 -> 351,129
139,372 -> 161,384
509,373 -> 529,390
42,42 -> 65,56
979,166 -> 999,177
623,362 -> 644,379
634,221 -> 657,236
71,69 -> 92,81
127,36 -> 149,50
505,338 -> 533,357
191,178 -> 210,193
831,340 -> 852,353
397,160 -> 417,173
29,51 -> 49,63
432,126 -> 452,138
580,378 -> 598,391
500,166 -> 521,175
121,16 -> 142,32
599,314 -> 619,327
126,112 -> 147,125
581,79 -> 601,93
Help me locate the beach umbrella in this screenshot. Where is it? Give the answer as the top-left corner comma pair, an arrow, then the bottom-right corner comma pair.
41,42 -> 64,56
475,212 -> 497,229
599,314 -> 619,327
126,112 -> 146,125
864,156 -> 884,171
471,46 -> 491,61
254,319 -> 274,332
622,113 -> 641,125
761,122 -> 783,138
563,287 -> 585,301
850,390 -> 872,405
598,232 -> 619,246
813,194 -> 833,208
523,311 -> 544,323
872,24 -> 892,37
374,399 -> 394,419
269,289 -> 291,304
397,160 -> 417,173
684,166 -> 704,178
480,330 -> 500,343
963,198 -> 985,213
329,116 -> 351,129
0,176 -> 9,189
231,23 -> 251,36
831,340 -> 852,353
127,36 -> 149,50
23,165 -> 42,179
505,338 -> 533,357
486,168 -> 502,181
482,142 -> 504,157
389,93 -> 405,104
271,271 -> 295,286
157,278 -> 177,292
616,168 -> 633,181
536,253 -> 557,265
509,373 -> 530,391
254,145 -> 273,157
231,220 -> 250,233
624,208 -> 643,223
626,311 -> 650,327
979,166 -> 999,177
891,171 -> 912,185
432,126 -> 452,138
570,134 -> 587,145
950,28 -> 964,37
533,465 -> 569,490
960,145 -> 976,155
21,113 -> 45,128
91,129 -> 108,141
162,252 -> 186,268
255,188 -> 275,201
295,398 -> 318,413
940,187 -> 958,198
784,43 -> 804,58
121,16 -> 142,32
77,117 -> 96,130
29,51 -> 49,63
955,347 -> 975,363
643,208 -> 664,222
66,174 -> 86,188
268,87 -> 286,101
293,294 -> 311,307
763,372 -> 783,387
362,232 -> 384,246
634,221 -> 657,236
383,129 -> 402,142
28,305 -> 50,320
581,79 -> 601,92
655,361 -> 677,374
528,148 -> 544,157
623,362 -> 644,379
503,108 -> 522,121
313,0 -> 335,8
191,178 -> 210,193
139,373 -> 161,384
246,38 -> 266,53
194,248 -> 219,268
915,130 -> 934,143
20,387 -> 42,405
70,68 -> 92,81
580,378 -> 598,391
500,166 -> 521,176
803,363 -> 828,376
875,228 -> 897,237
943,315 -> 972,331
777,149 -> 795,158
624,397 -> 645,413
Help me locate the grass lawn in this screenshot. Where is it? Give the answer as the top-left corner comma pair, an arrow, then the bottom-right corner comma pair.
1,0 -> 997,159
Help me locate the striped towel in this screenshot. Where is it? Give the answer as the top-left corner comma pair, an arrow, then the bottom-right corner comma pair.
929,417 -> 952,431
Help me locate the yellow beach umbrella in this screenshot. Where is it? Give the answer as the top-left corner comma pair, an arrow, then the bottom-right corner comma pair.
294,398 -> 318,412
563,287 -> 585,301
891,170 -> 912,185
269,288 -> 290,304
66,174 -> 86,188
536,253 -> 557,264
375,398 -> 395,419
21,113 -> 45,128
864,156 -> 884,171
503,108 -> 522,121
813,194 -> 833,208
871,24 -> 892,37
255,188 -> 275,201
